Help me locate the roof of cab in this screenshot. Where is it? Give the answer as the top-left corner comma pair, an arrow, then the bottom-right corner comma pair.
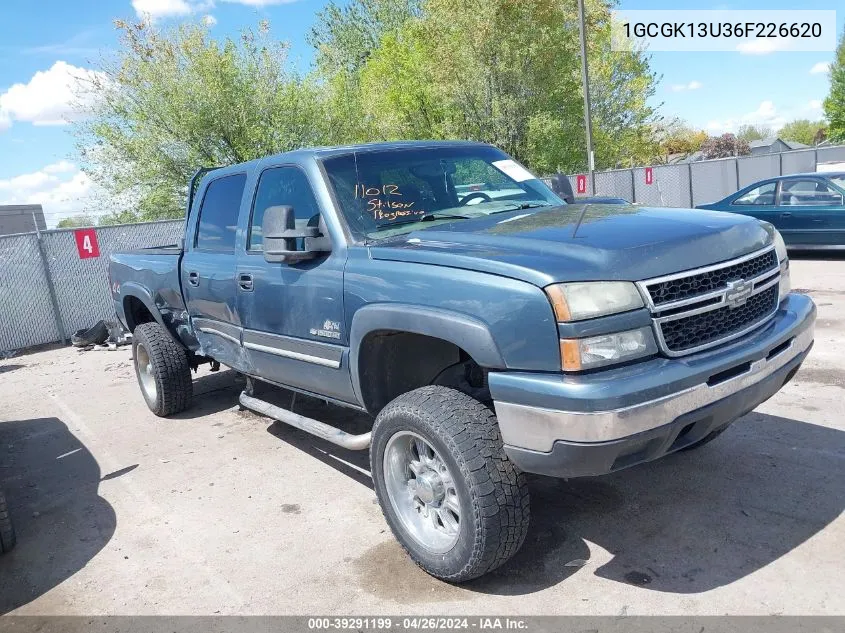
207,140 -> 492,173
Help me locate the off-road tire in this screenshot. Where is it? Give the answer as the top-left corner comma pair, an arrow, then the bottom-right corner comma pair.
680,424 -> 731,452
370,386 -> 530,583
132,322 -> 192,417
0,488 -> 15,554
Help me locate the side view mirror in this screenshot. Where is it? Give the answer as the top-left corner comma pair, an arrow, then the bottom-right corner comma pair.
262,205 -> 320,263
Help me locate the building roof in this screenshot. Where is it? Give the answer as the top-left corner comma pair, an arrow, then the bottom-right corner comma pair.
0,204 -> 46,236
749,137 -> 809,150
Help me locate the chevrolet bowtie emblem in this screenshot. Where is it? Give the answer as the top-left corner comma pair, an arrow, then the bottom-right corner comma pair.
725,279 -> 753,308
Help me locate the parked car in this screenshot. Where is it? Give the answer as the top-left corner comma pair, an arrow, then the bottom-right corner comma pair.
697,172 -> 845,248
110,140 -> 815,583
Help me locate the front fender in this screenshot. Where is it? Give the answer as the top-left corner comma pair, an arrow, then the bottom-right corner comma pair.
349,304 -> 506,407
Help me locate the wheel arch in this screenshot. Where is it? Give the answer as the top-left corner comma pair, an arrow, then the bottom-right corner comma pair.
349,304 -> 505,414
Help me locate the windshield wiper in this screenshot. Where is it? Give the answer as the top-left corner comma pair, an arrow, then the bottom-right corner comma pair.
420,212 -> 472,221
489,202 -> 553,214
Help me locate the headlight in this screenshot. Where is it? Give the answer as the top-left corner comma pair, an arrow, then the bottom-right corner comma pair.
773,230 -> 791,302
545,281 -> 644,321
773,230 -> 788,263
560,326 -> 658,371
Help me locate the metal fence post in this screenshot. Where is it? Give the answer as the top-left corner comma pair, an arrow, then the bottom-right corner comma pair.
630,169 -> 636,203
31,214 -> 68,345
734,158 -> 740,190
687,163 -> 694,207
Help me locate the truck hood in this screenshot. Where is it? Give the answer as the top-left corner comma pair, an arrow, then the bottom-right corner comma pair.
368,204 -> 774,287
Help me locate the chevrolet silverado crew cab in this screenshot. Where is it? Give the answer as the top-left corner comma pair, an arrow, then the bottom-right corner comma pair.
110,141 -> 815,582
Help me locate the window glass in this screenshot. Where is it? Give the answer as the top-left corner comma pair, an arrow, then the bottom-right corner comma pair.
195,174 -> 246,251
733,182 -> 776,206
781,179 -> 844,206
249,166 -> 321,250
321,146 -> 562,240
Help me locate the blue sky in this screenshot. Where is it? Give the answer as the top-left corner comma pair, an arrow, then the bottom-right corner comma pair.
0,0 -> 840,226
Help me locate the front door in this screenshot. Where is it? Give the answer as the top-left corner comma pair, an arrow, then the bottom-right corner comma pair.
182,171 -> 249,371
236,165 -> 354,404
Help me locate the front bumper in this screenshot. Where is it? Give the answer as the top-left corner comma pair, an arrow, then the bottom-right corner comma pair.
490,292 -> 815,478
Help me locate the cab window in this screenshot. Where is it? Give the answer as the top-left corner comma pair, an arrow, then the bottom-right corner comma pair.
733,182 -> 776,206
195,173 -> 247,251
249,166 -> 322,251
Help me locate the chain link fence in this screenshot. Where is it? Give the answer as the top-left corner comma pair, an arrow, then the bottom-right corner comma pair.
565,144 -> 845,206
0,220 -> 182,354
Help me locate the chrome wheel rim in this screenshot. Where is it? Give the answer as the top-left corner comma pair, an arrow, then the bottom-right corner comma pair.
383,431 -> 462,554
135,343 -> 157,402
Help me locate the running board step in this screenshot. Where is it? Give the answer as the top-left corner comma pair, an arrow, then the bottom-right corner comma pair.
239,391 -> 371,451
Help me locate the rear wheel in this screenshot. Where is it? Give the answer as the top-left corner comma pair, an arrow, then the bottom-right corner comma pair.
0,488 -> 15,554
370,386 -> 530,582
132,322 -> 193,417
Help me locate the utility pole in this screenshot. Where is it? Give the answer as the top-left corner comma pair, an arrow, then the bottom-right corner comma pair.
577,0 -> 595,195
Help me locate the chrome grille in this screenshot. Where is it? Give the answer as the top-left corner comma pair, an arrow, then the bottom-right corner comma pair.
659,286 -> 778,353
638,247 -> 781,357
646,250 -> 777,305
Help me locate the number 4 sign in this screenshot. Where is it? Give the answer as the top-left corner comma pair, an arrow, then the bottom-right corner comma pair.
74,228 -> 100,259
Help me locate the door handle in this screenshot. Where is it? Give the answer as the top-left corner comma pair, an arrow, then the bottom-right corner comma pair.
780,212 -> 792,218
188,271 -> 200,287
238,273 -> 254,292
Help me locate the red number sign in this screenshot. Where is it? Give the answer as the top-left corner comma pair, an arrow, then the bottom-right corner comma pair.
576,174 -> 587,194
645,167 -> 654,185
74,228 -> 100,259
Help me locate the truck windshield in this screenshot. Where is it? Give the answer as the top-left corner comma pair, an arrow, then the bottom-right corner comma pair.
320,145 -> 562,240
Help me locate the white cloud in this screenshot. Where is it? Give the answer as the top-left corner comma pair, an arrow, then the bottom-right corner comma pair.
704,98 -> 827,135
670,80 -> 703,92
0,161 -> 102,227
0,61 -> 103,130
705,100 -> 787,134
221,0 -> 301,6
736,38 -> 792,55
810,61 -> 831,75
132,0 -> 193,19
202,14 -> 218,26
43,160 -> 77,174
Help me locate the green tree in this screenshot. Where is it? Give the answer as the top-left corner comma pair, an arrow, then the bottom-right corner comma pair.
314,0 -> 660,173
76,20 -> 329,221
824,29 -> 845,142
655,119 -> 707,159
777,119 -> 828,145
736,124 -> 771,142
57,214 -> 97,228
701,133 -> 750,159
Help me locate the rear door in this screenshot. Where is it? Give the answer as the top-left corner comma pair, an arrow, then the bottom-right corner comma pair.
236,164 -> 354,403
776,177 -> 845,246
182,171 -> 249,370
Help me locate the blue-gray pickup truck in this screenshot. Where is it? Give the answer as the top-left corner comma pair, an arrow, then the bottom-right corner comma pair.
109,141 -> 815,582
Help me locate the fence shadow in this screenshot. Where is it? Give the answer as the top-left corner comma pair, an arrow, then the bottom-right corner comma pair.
0,417 -> 116,614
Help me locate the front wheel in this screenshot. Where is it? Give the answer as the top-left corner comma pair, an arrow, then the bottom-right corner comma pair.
370,386 -> 530,582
